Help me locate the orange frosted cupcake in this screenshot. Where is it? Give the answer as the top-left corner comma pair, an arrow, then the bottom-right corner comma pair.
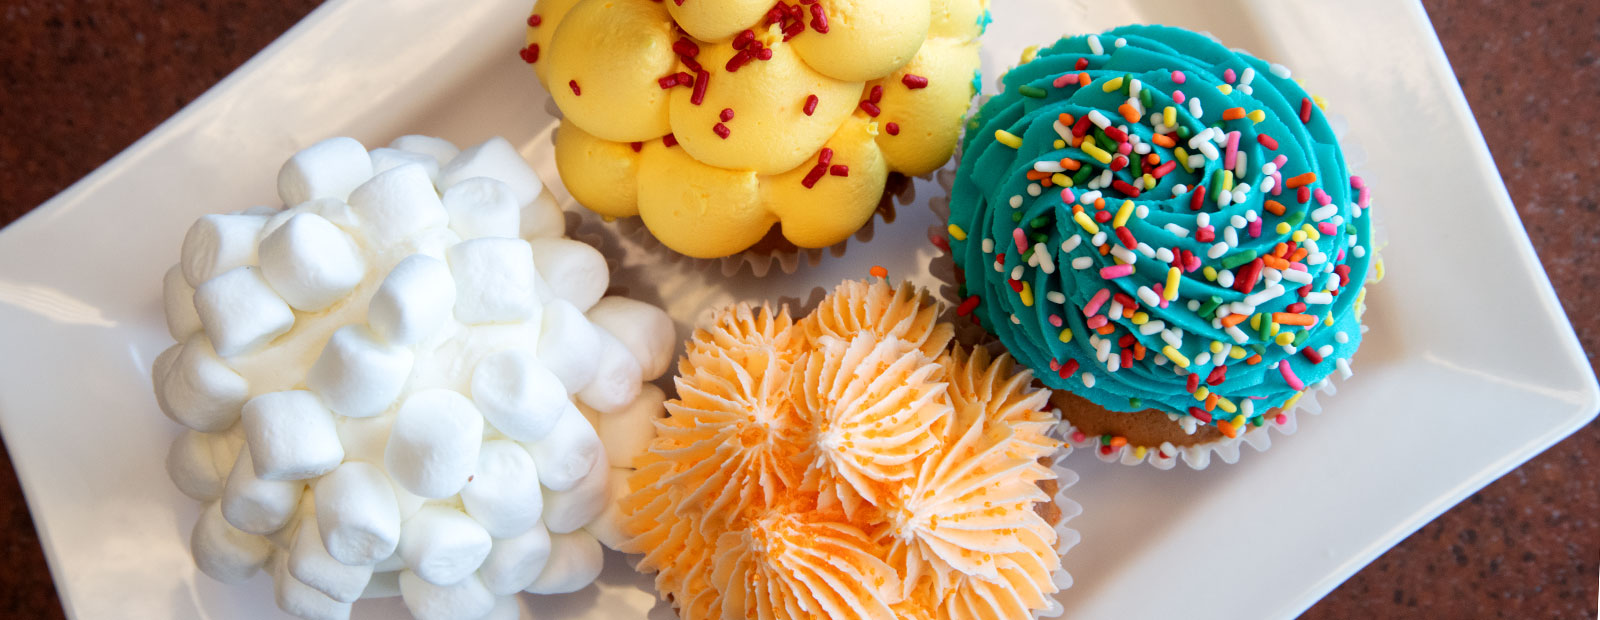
619,279 -> 1078,619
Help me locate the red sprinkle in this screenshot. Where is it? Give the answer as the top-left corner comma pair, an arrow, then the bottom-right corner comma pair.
1302,348 -> 1324,364
527,14 -> 542,26
1111,179 -> 1142,197
713,123 -> 731,139
859,100 -> 881,117
726,50 -> 755,72
1120,348 -> 1133,369
1186,373 -> 1200,393
1093,209 -> 1113,223
658,74 -> 681,89
1190,185 -> 1206,210
1189,407 -> 1213,423
869,85 -> 884,103
519,44 -> 540,63
1257,134 -> 1279,150
1057,358 -> 1080,379
1109,156 -> 1127,172
901,74 -> 929,89
719,108 -> 735,122
1152,160 -> 1178,178
809,3 -> 829,33
885,122 -> 900,135
1104,126 -> 1128,142
1075,57 -> 1089,70
1207,365 -> 1228,386
691,69 -> 709,105
1195,226 -> 1215,243
568,80 -> 581,95
829,165 -> 849,177
756,46 -> 773,60
661,133 -> 678,148
673,37 -> 700,58
1235,258 -> 1264,293
732,30 -> 755,50
629,142 -> 643,153
802,94 -> 819,116
957,295 -> 981,316
1299,97 -> 1313,123
1114,226 -> 1137,249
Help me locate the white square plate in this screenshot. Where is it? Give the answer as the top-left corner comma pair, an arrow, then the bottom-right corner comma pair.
1,0 -> 1594,618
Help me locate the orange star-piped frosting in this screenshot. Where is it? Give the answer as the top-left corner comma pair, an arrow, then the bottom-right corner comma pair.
621,280 -> 1070,620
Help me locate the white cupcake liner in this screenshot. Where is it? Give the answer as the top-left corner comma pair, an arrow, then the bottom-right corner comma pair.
927,87 -> 1386,470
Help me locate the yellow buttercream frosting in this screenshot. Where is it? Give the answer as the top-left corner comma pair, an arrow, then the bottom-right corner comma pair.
621,280 -> 1067,620
527,0 -> 988,258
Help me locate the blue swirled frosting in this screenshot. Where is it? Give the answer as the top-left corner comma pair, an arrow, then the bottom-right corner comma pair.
947,25 -> 1374,427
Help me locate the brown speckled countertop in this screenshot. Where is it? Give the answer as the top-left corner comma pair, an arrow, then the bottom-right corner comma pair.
0,0 -> 1596,618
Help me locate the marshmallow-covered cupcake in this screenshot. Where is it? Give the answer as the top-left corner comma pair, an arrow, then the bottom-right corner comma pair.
153,135 -> 677,619
620,279 -> 1077,619
945,26 -> 1376,467
523,0 -> 987,260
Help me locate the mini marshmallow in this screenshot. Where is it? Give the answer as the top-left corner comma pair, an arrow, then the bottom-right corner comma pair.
361,570 -> 402,599
521,187 -> 565,240
522,407 -> 602,492
191,501 -> 273,584
470,349 -> 569,442
163,265 -> 203,340
385,389 -> 484,498
370,147 -> 441,182
523,530 -> 603,595
373,552 -> 407,574
278,136 -> 375,207
443,177 -> 521,240
221,447 -> 304,535
596,384 -> 666,469
290,517 -> 376,603
577,329 -> 643,415
400,571 -> 496,620
242,390 -> 344,481
583,468 -> 633,551
167,429 -> 241,501
267,494 -> 314,551
273,551 -> 354,620
535,299 -> 600,393
540,449 -> 609,534
389,135 -> 460,169
460,440 -> 543,538
586,296 -> 676,380
307,325 -> 414,418
161,335 -> 249,432
527,238 -> 609,312
438,137 -> 542,206
313,461 -> 401,566
259,213 -> 366,312
193,266 -> 296,357
367,254 -> 454,346
398,505 -> 492,586
180,213 -> 267,287
478,521 -> 552,596
347,163 -> 448,245
445,237 -> 540,324
151,344 -> 182,426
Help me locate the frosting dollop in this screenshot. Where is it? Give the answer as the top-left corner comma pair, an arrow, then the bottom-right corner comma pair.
526,0 -> 988,258
621,280 -> 1068,620
948,26 -> 1375,434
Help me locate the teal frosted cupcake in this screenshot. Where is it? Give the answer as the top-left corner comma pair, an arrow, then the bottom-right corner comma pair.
944,25 -> 1377,468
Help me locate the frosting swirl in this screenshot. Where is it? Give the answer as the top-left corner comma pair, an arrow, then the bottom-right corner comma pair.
948,25 -> 1374,432
621,280 -> 1068,620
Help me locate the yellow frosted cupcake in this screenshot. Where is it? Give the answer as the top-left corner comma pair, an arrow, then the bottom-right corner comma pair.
618,279 -> 1076,619
524,0 -> 988,260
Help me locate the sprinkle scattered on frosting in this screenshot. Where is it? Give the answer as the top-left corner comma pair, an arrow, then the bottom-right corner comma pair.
947,25 -> 1376,434
621,279 -> 1067,620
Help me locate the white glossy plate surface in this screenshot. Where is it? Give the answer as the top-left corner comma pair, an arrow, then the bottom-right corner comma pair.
0,0 -> 1594,618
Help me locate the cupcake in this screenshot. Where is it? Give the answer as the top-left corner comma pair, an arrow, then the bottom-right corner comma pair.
619,279 -> 1078,619
944,26 -> 1376,468
522,0 -> 988,266
153,135 -> 677,619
